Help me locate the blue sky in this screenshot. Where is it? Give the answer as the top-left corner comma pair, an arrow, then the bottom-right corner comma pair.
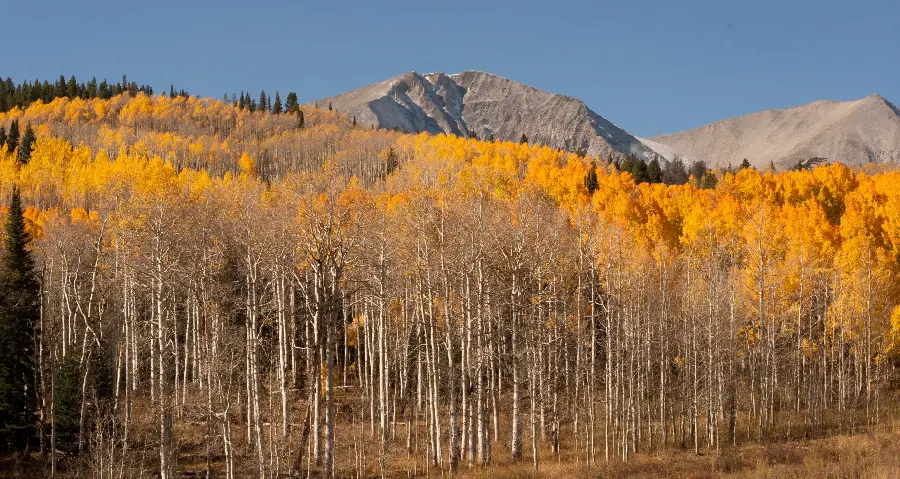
5,0 -> 899,137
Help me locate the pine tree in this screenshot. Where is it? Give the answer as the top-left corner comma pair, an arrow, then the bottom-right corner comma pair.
328,102 -> 332,111
0,126 -> 6,152
273,91 -> 283,114
0,188 -> 39,451
584,162 -> 599,194
6,119 -> 19,154
647,158 -> 663,184
66,76 -> 78,99
17,124 -> 35,165
519,133 -> 528,144
689,160 -> 708,186
298,110 -> 305,129
54,354 -> 81,454
259,90 -> 268,113
285,92 -> 299,114
740,158 -> 752,170
55,75 -> 67,98
631,156 -> 649,183
700,171 -> 718,189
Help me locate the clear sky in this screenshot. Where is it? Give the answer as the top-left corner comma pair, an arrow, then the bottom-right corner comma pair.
5,0 -> 899,137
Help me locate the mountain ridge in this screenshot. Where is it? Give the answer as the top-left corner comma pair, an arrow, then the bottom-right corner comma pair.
648,93 -> 900,169
314,70 -> 660,161
316,71 -> 900,169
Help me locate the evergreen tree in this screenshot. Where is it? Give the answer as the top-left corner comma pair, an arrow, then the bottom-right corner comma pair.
647,158 -> 663,184
55,75 -> 67,98
632,156 -> 648,183
259,90 -> 267,113
0,126 -> 6,152
382,146 -> 399,176
620,153 -> 648,183
285,92 -> 299,114
54,354 -> 81,454
87,78 -> 98,98
584,161 -> 599,194
519,133 -> 528,144
0,188 -> 39,450
17,124 -> 35,165
298,110 -> 305,129
688,160 -> 708,186
66,75 -> 78,99
740,158 -> 752,170
328,102 -> 332,111
273,91 -> 283,114
700,171 -> 718,189
6,119 -> 19,154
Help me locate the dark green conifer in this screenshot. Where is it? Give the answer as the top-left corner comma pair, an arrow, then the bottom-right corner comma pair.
0,188 -> 39,451
17,124 -> 35,165
66,76 -> 78,99
700,171 -> 718,189
689,160 -> 708,187
647,158 -> 663,184
584,161 -> 599,194
55,75 -> 67,98
6,119 -> 19,154
53,354 -> 81,453
285,92 -> 299,114
273,91 -> 283,114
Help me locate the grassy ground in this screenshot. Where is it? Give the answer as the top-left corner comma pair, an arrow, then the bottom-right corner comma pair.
450,421 -> 900,478
3,412 -> 899,477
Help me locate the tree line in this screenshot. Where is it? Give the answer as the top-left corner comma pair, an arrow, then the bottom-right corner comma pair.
0,75 -> 159,113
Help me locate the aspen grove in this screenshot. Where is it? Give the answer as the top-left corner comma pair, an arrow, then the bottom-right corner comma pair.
0,92 -> 899,477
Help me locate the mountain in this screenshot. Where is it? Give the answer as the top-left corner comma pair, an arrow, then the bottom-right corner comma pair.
646,94 -> 900,169
314,70 -> 659,161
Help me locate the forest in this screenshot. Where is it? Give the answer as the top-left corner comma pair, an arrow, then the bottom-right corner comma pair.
0,84 -> 899,478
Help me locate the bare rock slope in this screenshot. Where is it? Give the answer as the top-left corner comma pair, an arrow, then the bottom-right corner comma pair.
315,71 -> 658,160
648,94 -> 900,169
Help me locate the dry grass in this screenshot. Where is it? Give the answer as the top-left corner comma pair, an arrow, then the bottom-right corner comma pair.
448,420 -> 900,478
4,405 -> 899,477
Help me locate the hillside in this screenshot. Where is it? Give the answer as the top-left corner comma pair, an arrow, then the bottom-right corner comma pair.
315,70 -> 661,161
0,92 -> 898,478
648,94 -> 900,169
